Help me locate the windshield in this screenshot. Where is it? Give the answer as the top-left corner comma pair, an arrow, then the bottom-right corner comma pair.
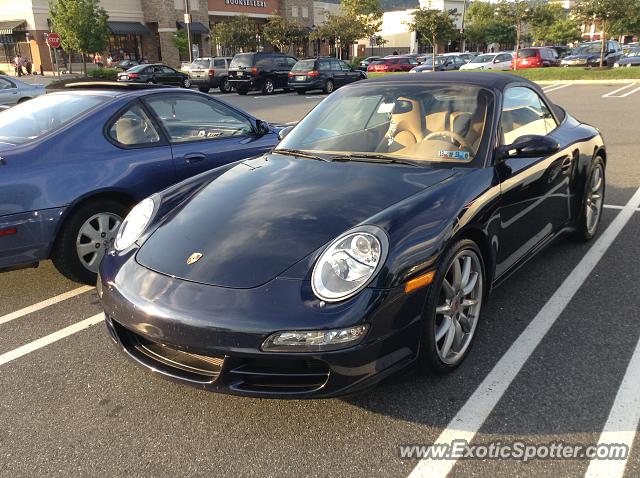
191,59 -> 210,69
277,84 -> 490,164
573,43 -> 602,55
229,54 -> 254,68
0,94 -> 108,144
293,59 -> 316,72
471,54 -> 495,64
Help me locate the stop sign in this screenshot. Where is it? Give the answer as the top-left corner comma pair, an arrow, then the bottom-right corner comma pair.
46,33 -> 61,49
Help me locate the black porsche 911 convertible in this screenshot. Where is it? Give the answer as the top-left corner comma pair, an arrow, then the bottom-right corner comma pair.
99,72 -> 606,398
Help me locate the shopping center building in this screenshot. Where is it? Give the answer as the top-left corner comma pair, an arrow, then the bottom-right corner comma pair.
0,0 -> 337,71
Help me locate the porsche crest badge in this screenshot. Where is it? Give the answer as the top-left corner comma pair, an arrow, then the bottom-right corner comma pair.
186,252 -> 203,265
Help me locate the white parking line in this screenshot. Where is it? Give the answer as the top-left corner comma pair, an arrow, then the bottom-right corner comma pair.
602,83 -> 638,98
0,286 -> 94,326
0,313 -> 104,366
543,84 -> 571,93
603,204 -> 640,212
408,186 -> 640,478
584,334 -> 640,478
614,85 -> 640,98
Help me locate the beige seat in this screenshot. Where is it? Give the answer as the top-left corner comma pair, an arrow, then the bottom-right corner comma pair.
425,111 -> 449,134
388,98 -> 424,148
115,117 -> 151,145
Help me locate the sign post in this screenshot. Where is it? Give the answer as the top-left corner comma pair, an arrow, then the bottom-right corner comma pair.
184,1 -> 193,64
45,33 -> 61,78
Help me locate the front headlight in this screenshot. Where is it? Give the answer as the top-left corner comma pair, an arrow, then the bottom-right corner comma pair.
114,197 -> 156,251
311,227 -> 388,302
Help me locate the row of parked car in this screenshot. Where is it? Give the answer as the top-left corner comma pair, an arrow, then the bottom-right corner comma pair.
359,40 -> 637,73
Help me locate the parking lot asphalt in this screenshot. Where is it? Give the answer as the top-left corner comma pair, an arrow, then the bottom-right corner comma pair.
1,83 -> 640,478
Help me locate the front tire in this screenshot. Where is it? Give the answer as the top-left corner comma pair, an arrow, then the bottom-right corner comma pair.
323,79 -> 335,94
51,200 -> 128,284
572,156 -> 605,241
418,239 -> 485,374
262,78 -> 275,95
219,77 -> 232,93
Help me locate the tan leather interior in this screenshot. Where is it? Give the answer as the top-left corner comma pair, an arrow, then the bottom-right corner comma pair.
114,117 -> 151,145
389,97 -> 424,147
425,111 -> 449,134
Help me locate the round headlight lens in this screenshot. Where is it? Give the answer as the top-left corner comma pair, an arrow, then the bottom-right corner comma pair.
114,197 -> 156,251
312,229 -> 385,302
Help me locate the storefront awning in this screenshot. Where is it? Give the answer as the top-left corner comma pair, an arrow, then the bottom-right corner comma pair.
177,21 -> 209,34
0,20 -> 26,35
107,22 -> 151,35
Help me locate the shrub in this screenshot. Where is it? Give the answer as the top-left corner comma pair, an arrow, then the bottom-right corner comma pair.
87,67 -> 119,80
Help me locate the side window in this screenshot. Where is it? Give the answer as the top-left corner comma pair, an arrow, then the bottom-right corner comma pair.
287,57 -> 297,68
161,66 -> 175,74
255,56 -> 272,69
108,104 -> 161,147
409,58 -> 419,65
319,60 -> 330,70
399,58 -> 409,65
330,60 -> 341,70
340,61 -> 351,71
501,87 -> 558,146
498,54 -> 511,62
0,78 -> 15,89
214,59 -> 225,68
455,57 -> 466,65
145,95 -> 254,143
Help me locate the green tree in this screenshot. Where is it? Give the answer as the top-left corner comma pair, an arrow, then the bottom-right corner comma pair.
50,0 -> 109,76
340,0 -> 384,38
212,15 -> 258,53
494,0 -> 534,69
407,7 -> 458,66
610,0 -> 640,39
575,0 -> 639,67
529,3 -> 564,44
546,18 -> 582,45
171,29 -> 189,59
262,16 -> 306,53
311,14 -> 365,58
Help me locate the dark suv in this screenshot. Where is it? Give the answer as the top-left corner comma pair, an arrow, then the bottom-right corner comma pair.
288,57 -> 366,94
228,52 -> 298,95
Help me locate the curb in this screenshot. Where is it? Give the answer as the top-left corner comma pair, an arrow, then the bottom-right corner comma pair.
535,79 -> 639,85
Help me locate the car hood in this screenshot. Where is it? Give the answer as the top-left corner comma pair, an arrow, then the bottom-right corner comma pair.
136,154 -> 456,288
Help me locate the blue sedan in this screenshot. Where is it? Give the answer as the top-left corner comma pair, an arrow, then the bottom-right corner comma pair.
0,83 -> 279,283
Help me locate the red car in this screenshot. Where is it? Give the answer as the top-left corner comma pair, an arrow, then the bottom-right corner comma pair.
367,56 -> 419,72
512,47 -> 561,69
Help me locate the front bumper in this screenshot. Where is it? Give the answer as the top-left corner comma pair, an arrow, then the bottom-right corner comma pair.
99,252 -> 426,398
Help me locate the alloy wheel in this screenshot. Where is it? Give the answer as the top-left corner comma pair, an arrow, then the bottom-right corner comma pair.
586,163 -> 604,235
264,80 -> 274,94
434,249 -> 483,365
183,78 -> 191,88
75,212 -> 122,273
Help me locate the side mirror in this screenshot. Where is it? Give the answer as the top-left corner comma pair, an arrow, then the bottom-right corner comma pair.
278,125 -> 294,141
496,135 -> 559,162
255,119 -> 271,136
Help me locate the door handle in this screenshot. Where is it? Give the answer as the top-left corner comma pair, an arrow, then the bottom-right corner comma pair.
184,153 -> 206,164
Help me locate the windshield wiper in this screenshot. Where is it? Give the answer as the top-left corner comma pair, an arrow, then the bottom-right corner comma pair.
329,153 -> 422,167
275,148 -> 331,162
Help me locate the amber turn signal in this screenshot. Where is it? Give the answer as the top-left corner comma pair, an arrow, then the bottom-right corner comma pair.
404,270 -> 435,294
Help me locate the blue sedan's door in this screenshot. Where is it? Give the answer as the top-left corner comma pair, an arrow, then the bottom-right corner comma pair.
143,93 -> 274,180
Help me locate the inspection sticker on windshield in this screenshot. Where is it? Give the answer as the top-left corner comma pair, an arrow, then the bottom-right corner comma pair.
438,150 -> 470,160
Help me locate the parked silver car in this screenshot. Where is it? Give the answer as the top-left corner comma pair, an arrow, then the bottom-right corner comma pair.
0,76 -> 45,106
188,57 -> 233,93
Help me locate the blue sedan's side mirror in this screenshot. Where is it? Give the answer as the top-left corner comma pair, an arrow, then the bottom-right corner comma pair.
255,119 -> 271,136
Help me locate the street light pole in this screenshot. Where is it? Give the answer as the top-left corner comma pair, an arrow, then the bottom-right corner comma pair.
184,0 -> 193,63
460,0 -> 468,53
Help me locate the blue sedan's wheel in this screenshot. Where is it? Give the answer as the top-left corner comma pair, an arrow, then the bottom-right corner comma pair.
51,200 -> 128,284
418,239 -> 485,373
